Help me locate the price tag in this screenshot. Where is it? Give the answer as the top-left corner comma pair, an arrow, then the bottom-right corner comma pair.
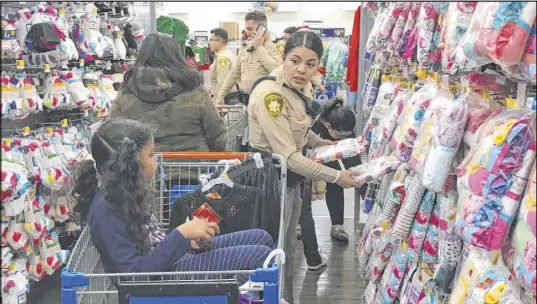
416,70 -> 427,79
23,126 -> 30,136
481,89 -> 490,102
83,109 -> 89,117
106,62 -> 112,69
79,59 -> 84,67
59,9 -> 65,17
16,60 -> 24,70
93,8 -> 98,16
409,82 -> 416,92
4,138 -> 11,146
95,59 -> 102,64
24,244 -> 33,255
432,72 -> 438,83
130,55 -> 135,60
96,108 -> 102,117
44,63 -> 50,73
61,119 -> 68,127
505,97 -> 518,109
47,128 -> 53,135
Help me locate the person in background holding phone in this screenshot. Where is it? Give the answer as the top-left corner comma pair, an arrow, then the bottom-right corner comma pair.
215,11 -> 282,105
73,118 -> 274,285
209,28 -> 237,102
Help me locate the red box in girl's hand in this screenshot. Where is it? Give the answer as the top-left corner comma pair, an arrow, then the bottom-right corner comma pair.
192,203 -> 223,224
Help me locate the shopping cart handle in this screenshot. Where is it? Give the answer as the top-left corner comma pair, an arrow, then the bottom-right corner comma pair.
250,264 -> 279,284
61,268 -> 90,288
159,152 -> 252,160
263,249 -> 285,268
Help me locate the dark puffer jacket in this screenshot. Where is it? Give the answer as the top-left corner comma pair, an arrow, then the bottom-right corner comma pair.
111,67 -> 228,152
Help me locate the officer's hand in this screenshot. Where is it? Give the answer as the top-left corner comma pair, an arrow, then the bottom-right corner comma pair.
336,170 -> 361,189
215,99 -> 225,105
318,139 -> 336,147
319,86 -> 327,94
251,32 -> 264,50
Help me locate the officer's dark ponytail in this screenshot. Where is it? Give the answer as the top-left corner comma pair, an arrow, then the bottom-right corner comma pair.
320,97 -> 355,132
284,31 -> 323,60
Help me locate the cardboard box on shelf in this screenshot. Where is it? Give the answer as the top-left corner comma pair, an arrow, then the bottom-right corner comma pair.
220,22 -> 240,40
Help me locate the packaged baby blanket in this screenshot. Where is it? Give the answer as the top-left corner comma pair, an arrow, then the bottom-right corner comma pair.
409,91 -> 452,174
434,191 -> 463,295
368,89 -> 409,161
511,162 -> 536,295
396,2 -> 421,60
385,2 -> 411,54
393,174 -> 427,240
456,111 -> 536,250
407,190 -> 436,262
422,195 -> 441,264
441,2 -> 478,73
392,82 -> 437,163
349,155 -> 401,185
421,97 -> 468,193
416,2 -> 441,65
368,220 -> 395,283
505,21 -> 537,83
379,240 -> 411,304
310,137 -> 366,164
358,203 -> 382,279
380,163 -> 411,224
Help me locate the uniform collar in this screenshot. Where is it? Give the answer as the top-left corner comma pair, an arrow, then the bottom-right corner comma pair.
216,46 -> 229,56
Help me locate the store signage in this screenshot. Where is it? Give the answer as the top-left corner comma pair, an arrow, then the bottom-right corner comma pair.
322,28 -> 346,38
303,20 -> 323,29
194,31 -> 209,45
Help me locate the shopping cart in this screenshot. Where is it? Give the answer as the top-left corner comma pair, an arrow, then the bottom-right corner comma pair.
61,152 -> 288,304
217,105 -> 248,152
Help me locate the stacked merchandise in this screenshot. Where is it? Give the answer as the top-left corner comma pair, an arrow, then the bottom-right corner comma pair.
358,2 -> 537,304
1,1 -> 146,301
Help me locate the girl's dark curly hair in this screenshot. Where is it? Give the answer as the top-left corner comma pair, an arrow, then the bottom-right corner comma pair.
319,97 -> 356,132
72,118 -> 154,254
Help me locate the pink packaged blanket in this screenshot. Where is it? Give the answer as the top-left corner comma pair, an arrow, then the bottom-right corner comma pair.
441,2 -> 478,73
511,162 -> 536,295
409,94 -> 451,174
379,240 -> 411,304
421,99 -> 468,193
407,191 -> 436,261
349,155 -> 401,185
310,136 -> 366,164
456,113 -> 535,250
416,2 -> 440,65
392,83 -> 437,163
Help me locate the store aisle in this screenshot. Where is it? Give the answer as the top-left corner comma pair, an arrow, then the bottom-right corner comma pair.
293,190 -> 366,304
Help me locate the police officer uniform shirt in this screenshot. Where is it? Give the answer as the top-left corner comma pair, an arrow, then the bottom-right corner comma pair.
216,37 -> 282,101
248,65 -> 339,183
210,47 -> 237,100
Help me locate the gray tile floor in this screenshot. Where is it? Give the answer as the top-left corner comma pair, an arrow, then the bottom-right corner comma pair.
29,189 -> 368,303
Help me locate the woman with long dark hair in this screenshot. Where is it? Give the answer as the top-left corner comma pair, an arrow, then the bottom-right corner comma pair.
72,118 -> 272,284
111,33 -> 228,152
247,30 -> 363,304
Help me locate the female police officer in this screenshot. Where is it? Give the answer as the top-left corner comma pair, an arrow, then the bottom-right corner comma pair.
247,30 -> 361,304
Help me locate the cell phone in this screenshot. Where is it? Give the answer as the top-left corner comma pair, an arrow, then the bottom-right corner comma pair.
256,23 -> 267,37
247,24 -> 267,52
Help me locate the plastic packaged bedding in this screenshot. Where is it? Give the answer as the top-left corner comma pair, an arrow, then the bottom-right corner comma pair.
505,20 -> 537,83
349,155 -> 401,185
310,137 -> 366,164
368,89 -> 409,161
396,2 -> 421,59
409,91 -> 452,174
456,109 -> 536,250
416,2 -> 441,65
392,174 -> 427,240
386,2 -> 411,53
511,162 -> 536,295
422,196 -> 441,264
392,82 -> 437,163
378,240 -> 411,304
368,220 -> 395,283
451,2 -> 537,73
421,97 -> 468,193
380,163 -> 411,224
407,191 -> 436,261
441,2 -> 478,73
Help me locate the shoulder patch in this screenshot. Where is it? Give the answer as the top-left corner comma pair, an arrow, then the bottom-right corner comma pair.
218,57 -> 228,68
277,43 -> 285,54
263,92 -> 284,119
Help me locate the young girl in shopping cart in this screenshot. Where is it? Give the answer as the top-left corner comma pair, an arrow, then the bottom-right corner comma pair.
72,118 -> 274,285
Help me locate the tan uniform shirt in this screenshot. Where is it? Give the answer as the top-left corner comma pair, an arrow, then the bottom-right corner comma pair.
216,38 -> 282,101
248,65 -> 339,183
210,47 -> 236,100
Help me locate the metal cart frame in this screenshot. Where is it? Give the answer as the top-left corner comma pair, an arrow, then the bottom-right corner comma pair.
61,152 -> 288,304
217,105 -> 249,152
